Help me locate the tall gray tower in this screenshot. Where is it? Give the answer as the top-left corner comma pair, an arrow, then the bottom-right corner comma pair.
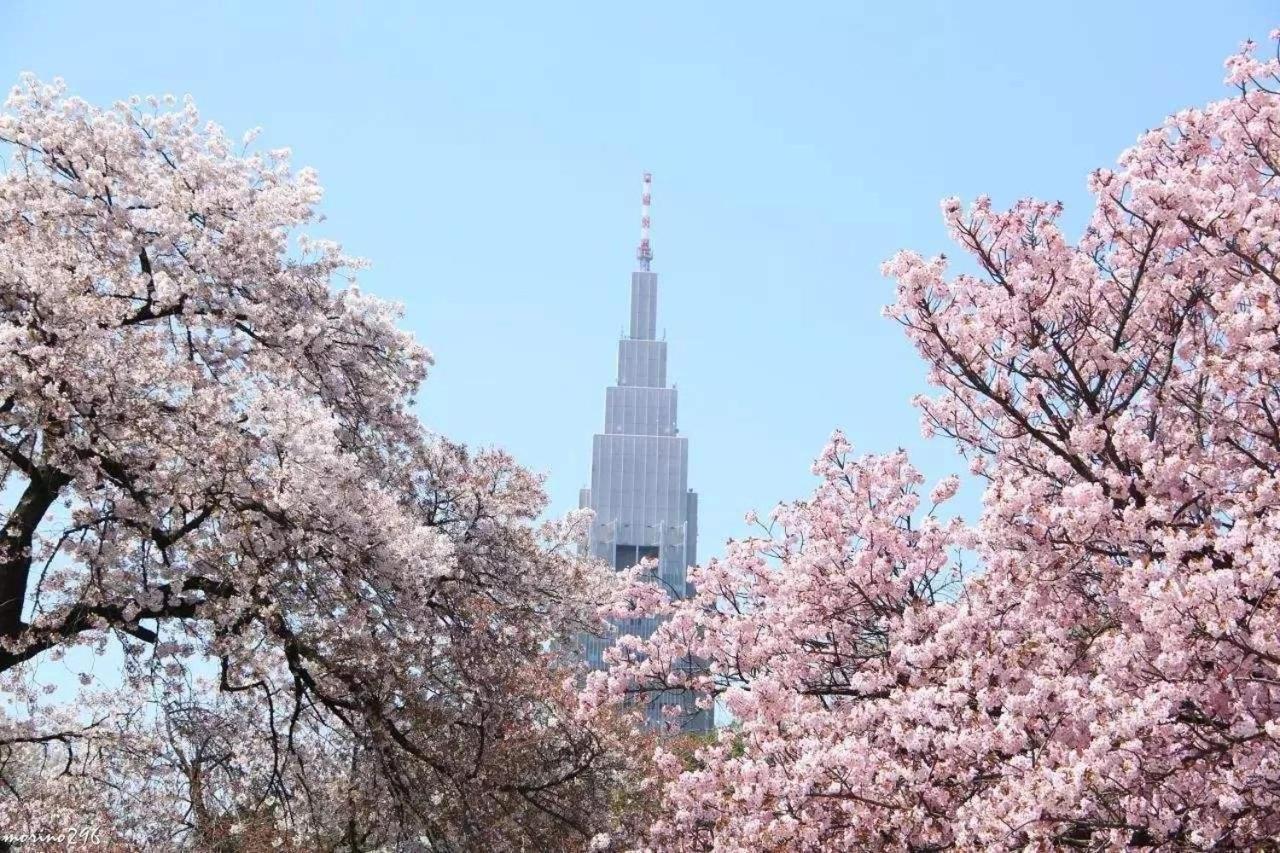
580,174 -> 710,732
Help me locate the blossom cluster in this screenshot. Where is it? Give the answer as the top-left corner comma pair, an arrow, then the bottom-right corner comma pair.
603,34 -> 1280,850
0,77 -> 644,848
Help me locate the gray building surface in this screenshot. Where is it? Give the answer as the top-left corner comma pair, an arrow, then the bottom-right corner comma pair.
579,180 -> 710,733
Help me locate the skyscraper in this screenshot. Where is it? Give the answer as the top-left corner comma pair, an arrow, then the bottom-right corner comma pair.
579,174 -> 710,733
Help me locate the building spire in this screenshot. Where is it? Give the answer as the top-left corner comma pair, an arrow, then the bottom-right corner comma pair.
637,171 -> 653,271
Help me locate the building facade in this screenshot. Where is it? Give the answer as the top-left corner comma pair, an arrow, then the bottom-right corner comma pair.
579,174 -> 710,733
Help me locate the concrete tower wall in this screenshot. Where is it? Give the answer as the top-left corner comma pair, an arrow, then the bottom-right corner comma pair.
581,268 -> 710,733
617,339 -> 667,387
629,271 -> 658,339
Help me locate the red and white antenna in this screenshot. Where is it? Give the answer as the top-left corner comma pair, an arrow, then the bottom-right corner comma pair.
637,171 -> 653,271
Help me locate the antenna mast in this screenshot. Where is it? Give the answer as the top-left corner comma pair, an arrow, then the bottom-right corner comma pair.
637,171 -> 653,271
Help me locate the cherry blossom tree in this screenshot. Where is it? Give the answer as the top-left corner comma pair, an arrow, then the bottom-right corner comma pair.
0,77 -> 645,849
602,34 -> 1280,850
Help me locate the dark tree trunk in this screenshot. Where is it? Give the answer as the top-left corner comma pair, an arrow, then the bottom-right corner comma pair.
0,469 -> 70,639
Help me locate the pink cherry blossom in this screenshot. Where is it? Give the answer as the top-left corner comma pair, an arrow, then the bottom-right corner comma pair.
0,76 -> 645,849
606,32 -> 1280,851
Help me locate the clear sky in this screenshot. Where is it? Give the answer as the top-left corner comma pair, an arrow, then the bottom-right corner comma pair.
4,2 -> 1276,558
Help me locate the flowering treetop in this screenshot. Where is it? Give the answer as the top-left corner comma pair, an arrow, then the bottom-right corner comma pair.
0,77 -> 641,849
600,33 -> 1280,851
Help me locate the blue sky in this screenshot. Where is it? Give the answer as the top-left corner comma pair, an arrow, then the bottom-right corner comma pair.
4,2 -> 1276,558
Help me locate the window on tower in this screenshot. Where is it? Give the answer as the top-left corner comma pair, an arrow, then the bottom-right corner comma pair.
614,544 -> 660,571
